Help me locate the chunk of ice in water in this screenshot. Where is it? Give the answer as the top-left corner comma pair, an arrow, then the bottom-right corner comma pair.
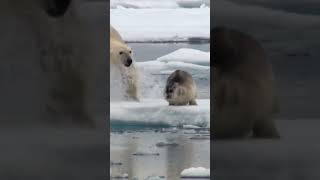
144,175 -> 166,180
180,167 -> 210,178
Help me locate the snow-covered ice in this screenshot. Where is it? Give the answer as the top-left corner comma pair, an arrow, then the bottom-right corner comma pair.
110,99 -> 210,127
180,167 -> 210,178
144,176 -> 166,180
112,173 -> 129,179
157,48 -> 210,66
176,0 -> 210,8
182,124 -> 201,129
111,0 -> 210,9
110,8 -> 210,42
111,0 -> 178,9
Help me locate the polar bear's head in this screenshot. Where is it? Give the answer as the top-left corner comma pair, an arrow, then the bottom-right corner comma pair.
110,41 -> 134,67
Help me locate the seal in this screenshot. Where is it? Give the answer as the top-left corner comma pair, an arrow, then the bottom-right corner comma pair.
164,70 -> 197,106
212,27 -> 280,139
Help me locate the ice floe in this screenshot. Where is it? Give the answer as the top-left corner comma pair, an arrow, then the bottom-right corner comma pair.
110,99 -> 210,127
157,48 -> 210,66
180,167 -> 210,178
111,0 -> 210,9
144,175 -> 166,180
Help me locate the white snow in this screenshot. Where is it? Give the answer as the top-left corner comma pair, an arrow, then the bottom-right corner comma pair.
110,99 -> 210,127
110,8 -> 210,42
110,0 -> 210,9
180,167 -> 210,178
157,48 -> 210,66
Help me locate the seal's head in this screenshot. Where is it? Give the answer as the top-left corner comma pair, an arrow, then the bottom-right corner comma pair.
165,82 -> 183,100
164,70 -> 197,106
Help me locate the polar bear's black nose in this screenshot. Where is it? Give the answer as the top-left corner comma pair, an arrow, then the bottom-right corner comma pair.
125,58 -> 133,67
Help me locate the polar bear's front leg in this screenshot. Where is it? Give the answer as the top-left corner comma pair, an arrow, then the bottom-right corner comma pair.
120,65 -> 139,101
126,68 -> 139,101
126,77 -> 139,101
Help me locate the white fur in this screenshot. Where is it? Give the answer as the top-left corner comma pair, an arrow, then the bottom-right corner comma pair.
110,26 -> 139,101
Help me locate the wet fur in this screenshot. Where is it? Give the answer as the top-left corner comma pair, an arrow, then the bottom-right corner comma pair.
110,26 -> 139,101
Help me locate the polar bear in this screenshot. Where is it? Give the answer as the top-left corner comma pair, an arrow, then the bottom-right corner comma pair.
110,26 -> 139,101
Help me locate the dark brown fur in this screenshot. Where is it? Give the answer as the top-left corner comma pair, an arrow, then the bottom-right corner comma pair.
212,27 -> 279,139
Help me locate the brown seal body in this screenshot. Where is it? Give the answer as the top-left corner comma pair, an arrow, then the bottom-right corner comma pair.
212,27 -> 280,139
165,70 -> 197,106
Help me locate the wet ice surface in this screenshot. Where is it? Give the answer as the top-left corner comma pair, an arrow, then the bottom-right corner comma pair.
110,128 -> 210,180
157,48 -> 210,66
110,0 -> 210,9
111,99 -> 210,127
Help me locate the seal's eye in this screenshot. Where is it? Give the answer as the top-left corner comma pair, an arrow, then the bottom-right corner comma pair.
119,51 -> 123,55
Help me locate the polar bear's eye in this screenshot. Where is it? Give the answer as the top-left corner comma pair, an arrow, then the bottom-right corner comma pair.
119,51 -> 123,55
129,50 -> 132,54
